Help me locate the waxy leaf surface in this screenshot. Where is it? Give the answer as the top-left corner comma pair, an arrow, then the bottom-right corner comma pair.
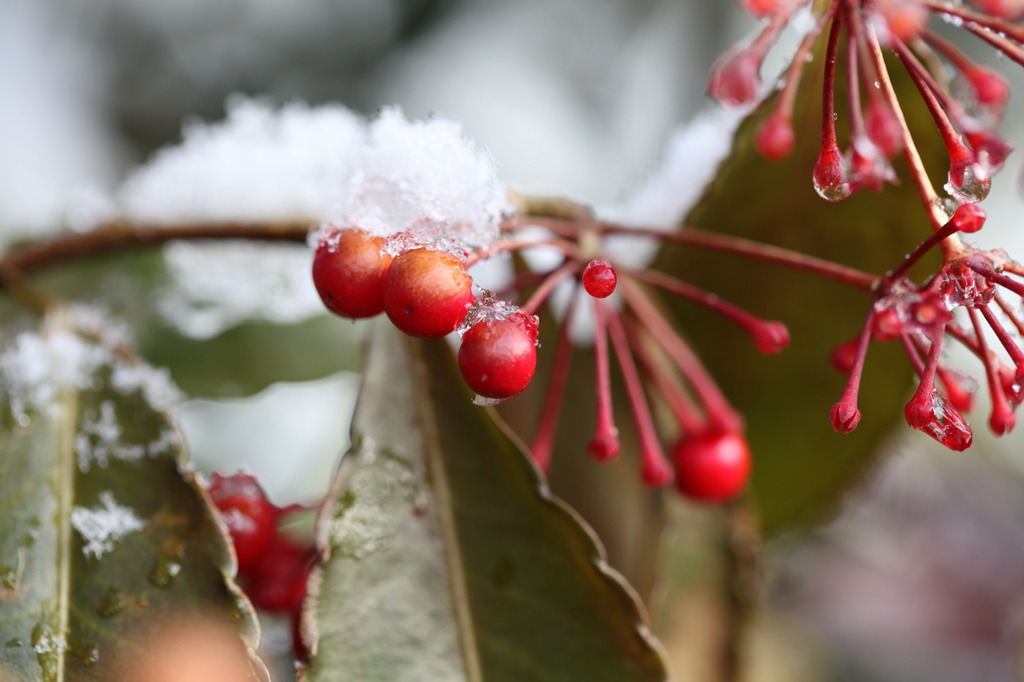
303,322 -> 668,682
0,319 -> 266,681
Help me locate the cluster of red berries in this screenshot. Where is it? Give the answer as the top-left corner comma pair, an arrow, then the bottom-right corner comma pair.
715,0 -> 1020,204
710,0 -> 1024,450
312,227 -> 539,401
310,222 -> 769,503
207,472 -> 314,659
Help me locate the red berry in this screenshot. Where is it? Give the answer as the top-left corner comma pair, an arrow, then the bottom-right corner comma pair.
582,259 -> 617,298
828,336 -> 859,374
312,228 -> 393,319
878,1 -> 928,42
966,66 -> 1009,107
458,318 -> 537,399
951,203 -> 986,233
755,112 -> 794,161
208,472 -> 277,575
707,48 -> 761,106
738,0 -> 783,17
384,248 -> 475,338
242,534 -> 315,614
673,431 -> 751,503
866,99 -> 904,158
812,145 -> 851,201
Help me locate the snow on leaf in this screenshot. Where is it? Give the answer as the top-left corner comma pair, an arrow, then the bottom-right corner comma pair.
0,329 -> 106,419
69,490 -> 147,560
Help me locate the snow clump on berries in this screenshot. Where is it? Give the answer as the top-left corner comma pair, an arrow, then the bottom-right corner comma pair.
335,106 -> 511,253
119,95 -> 509,250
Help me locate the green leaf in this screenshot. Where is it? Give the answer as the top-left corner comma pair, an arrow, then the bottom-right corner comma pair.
0,317 -> 267,681
656,60 -> 948,534
138,315 -> 362,399
303,322 -> 668,682
31,246 -> 360,399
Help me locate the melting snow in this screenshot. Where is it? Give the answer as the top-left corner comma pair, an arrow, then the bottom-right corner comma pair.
70,491 -> 147,560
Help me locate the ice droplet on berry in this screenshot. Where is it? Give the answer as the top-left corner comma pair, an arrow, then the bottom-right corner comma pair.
813,146 -> 852,201
907,391 -> 973,451
945,159 -> 991,203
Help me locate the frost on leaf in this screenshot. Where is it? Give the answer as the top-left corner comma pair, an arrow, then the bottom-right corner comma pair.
74,400 -> 180,472
1,313 -> 183,420
0,330 -> 105,420
70,491 -> 147,560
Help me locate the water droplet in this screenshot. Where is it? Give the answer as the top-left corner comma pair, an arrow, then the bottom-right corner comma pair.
6,638 -> 23,648
96,586 -> 128,618
813,147 -> 852,202
149,539 -> 185,588
31,621 -> 66,680
21,530 -> 38,547
813,180 -> 852,202
945,161 -> 991,203
74,644 -> 100,667
148,557 -> 182,588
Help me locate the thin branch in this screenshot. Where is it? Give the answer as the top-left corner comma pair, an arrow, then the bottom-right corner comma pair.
0,220 -> 313,279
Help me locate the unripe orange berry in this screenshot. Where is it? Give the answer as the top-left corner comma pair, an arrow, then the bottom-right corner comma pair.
312,228 -> 393,319
384,248 -> 475,338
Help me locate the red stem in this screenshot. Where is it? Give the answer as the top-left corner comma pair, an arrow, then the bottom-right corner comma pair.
590,298 -> 620,460
463,237 -> 578,268
595,222 -> 877,291
529,290 -> 580,472
625,267 -> 776,344
520,261 -> 581,315
891,37 -> 972,165
821,14 -> 845,149
979,304 -> 1024,375
962,22 -> 1024,68
606,308 -> 673,486
624,319 -> 705,435
619,278 -> 742,433
864,22 -> 951,233
775,4 -> 836,117
921,1 -> 1024,43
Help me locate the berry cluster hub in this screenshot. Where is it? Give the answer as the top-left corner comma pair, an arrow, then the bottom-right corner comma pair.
311,216 -> 789,504
307,0 -> 1024,504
